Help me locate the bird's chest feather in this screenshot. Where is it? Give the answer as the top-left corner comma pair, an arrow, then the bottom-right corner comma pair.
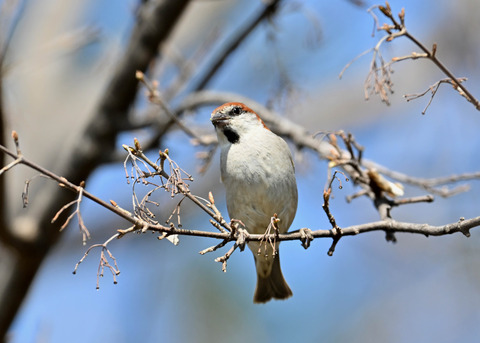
220,138 -> 297,232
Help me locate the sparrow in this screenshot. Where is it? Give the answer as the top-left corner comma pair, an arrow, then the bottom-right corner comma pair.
211,102 -> 298,303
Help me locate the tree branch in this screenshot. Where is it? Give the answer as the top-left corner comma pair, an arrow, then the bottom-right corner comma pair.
191,0 -> 281,91
1,131 -> 478,291
342,2 -> 480,112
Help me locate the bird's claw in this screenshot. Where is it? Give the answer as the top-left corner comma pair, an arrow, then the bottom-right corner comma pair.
299,228 -> 314,249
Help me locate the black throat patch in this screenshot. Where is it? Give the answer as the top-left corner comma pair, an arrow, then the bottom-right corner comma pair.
222,127 -> 240,144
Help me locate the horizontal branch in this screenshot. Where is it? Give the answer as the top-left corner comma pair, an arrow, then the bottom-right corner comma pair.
1,128 -> 479,290
1,139 -> 475,245
0,137 -> 233,238
0,142 -> 145,230
130,214 -> 476,244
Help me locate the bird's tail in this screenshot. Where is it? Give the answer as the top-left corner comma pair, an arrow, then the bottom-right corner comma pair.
253,253 -> 292,303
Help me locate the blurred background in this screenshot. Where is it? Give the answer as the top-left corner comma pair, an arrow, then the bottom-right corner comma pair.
2,0 -> 480,342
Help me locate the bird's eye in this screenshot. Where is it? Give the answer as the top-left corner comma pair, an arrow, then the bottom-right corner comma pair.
231,106 -> 242,115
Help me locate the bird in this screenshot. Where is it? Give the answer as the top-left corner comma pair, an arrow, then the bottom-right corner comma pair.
211,102 -> 298,303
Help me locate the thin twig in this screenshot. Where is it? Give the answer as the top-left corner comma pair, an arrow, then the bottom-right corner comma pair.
404,77 -> 468,114
214,228 -> 248,272
73,233 -> 121,289
122,139 -> 232,233
322,171 -> 345,255
258,214 -> 280,257
192,0 -> 281,91
51,182 -> 90,245
343,1 -> 480,111
136,71 -> 213,146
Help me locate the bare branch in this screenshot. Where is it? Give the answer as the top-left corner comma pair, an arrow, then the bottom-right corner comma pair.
257,214 -> 281,257
2,130 -> 480,287
191,0 -> 282,92
136,71 -> 212,146
390,195 -> 434,206
205,192 -> 229,233
214,228 -> 248,273
51,184 -> 90,245
339,48 -> 373,80
0,131 -> 23,176
404,77 -> 468,115
73,233 -> 121,289
322,171 -> 345,255
322,171 -> 344,232
343,2 -> 480,111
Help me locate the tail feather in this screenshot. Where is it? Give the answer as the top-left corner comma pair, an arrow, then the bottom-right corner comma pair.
253,253 -> 292,303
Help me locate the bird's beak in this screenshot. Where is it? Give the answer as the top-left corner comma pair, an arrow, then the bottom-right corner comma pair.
211,112 -> 229,128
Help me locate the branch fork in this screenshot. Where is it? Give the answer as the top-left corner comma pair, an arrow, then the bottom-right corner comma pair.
341,1 -> 480,112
